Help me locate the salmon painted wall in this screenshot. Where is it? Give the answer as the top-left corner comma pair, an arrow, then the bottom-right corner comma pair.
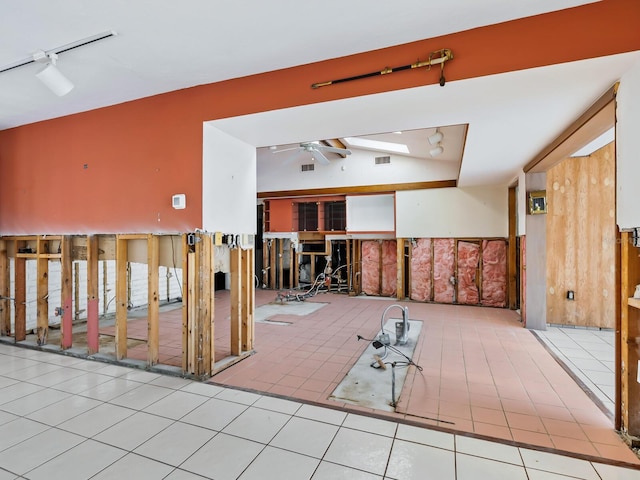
1,0 -> 638,234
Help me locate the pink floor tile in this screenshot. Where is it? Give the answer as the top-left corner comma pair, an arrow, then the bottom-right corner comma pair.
90,290 -> 638,465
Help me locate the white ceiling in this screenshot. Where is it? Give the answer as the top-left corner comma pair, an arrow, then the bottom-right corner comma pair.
2,0 -> 637,186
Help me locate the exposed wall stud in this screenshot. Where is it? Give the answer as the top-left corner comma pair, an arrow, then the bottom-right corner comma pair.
60,236 -> 73,349
115,236 -> 128,360
147,234 -> 160,366
87,235 -> 99,354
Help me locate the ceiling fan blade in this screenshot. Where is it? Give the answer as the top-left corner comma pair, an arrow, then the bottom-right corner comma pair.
312,149 -> 330,165
272,146 -> 300,155
316,145 -> 352,155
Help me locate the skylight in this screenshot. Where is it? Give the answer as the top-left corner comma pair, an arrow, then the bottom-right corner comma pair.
343,137 -> 410,154
570,127 -> 614,157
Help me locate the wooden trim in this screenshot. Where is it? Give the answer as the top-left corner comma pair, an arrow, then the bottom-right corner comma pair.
147,234 -> 160,366
60,236 -> 73,349
508,186 -> 518,309
524,86 -> 616,173
86,235 -> 99,354
115,236 -> 128,360
258,180 -> 457,199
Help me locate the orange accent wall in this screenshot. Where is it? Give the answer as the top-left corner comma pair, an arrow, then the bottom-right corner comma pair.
1,0 -> 638,234
266,200 -> 294,232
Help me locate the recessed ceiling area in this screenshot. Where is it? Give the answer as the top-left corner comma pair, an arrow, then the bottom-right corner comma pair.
257,124 -> 467,181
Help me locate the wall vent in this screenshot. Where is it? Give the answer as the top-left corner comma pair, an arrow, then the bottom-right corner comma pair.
301,163 -> 315,172
375,156 -> 391,165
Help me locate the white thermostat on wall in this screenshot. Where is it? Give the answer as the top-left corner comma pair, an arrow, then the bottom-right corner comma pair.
172,194 -> 186,209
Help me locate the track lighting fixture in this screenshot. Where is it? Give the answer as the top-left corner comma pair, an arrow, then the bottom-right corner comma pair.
429,145 -> 444,157
0,31 -> 117,97
34,52 -> 74,96
428,129 -> 444,157
428,130 -> 444,145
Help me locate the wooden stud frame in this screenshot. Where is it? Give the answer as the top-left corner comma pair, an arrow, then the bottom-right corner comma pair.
0,239 -> 9,336
620,231 -> 640,438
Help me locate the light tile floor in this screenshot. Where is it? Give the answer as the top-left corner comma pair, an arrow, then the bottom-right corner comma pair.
1,343 -> 639,480
534,326 -> 615,416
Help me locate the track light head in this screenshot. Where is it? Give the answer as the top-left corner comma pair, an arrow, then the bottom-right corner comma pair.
429,145 -> 444,157
428,130 -> 444,145
35,60 -> 74,96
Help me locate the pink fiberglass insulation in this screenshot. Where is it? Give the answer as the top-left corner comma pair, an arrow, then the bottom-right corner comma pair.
457,241 -> 480,305
410,238 -> 432,301
481,239 -> 508,307
433,238 -> 455,303
361,240 -> 381,295
381,240 -> 397,297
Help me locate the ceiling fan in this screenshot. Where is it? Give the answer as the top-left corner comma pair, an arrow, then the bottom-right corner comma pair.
272,142 -> 351,165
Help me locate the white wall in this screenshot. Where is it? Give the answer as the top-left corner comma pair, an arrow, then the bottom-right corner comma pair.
395,186 -> 508,238
617,59 -> 640,230
203,124 -> 257,234
346,194 -> 395,232
257,148 -> 458,193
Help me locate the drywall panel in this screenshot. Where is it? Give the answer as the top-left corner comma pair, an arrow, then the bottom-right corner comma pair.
202,124 -> 257,234
546,146 -> 616,328
396,187 -> 508,238
617,59 -> 640,230
347,194 -> 395,233
525,172 -> 546,330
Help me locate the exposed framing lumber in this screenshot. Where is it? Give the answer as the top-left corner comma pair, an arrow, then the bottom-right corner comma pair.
288,241 -> 294,289
241,247 -> 254,351
262,239 -> 269,288
36,249 -> 49,346
86,235 -> 100,354
182,234 -> 189,372
615,228 -> 622,431
74,262 -> 80,321
230,246 -> 242,356
115,236 -> 129,360
269,239 -> 276,288
60,236 -> 73,349
258,179 -> 457,199
0,239 -> 9,336
620,231 -> 640,437
147,234 -> 160,366
396,239 -> 405,300
187,251 -> 196,373
14,249 -> 26,342
278,239 -> 284,290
